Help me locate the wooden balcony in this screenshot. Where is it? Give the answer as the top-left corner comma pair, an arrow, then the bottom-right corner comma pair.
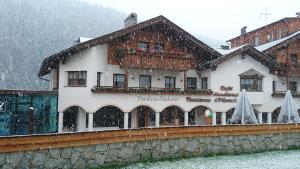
118,53 -> 195,71
91,86 -> 213,95
272,91 -> 300,97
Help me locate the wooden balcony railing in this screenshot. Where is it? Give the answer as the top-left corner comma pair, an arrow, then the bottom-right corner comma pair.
118,53 -> 194,71
91,86 -> 213,95
272,91 -> 300,97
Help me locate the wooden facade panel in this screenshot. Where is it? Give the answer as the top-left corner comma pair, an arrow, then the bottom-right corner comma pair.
1,124 -> 300,153
230,19 -> 300,48
107,29 -> 196,71
119,54 -> 195,71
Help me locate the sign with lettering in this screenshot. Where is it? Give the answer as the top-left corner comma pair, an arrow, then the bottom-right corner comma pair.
0,100 -> 7,112
137,96 -> 179,102
186,97 -> 211,102
220,85 -> 233,91
186,85 -> 238,103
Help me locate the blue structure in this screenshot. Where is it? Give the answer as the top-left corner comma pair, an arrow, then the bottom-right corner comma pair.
0,90 -> 57,136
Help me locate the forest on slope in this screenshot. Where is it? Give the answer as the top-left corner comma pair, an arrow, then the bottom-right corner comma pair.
0,0 -> 125,89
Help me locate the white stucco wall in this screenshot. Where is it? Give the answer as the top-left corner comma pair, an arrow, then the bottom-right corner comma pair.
56,44 -> 300,116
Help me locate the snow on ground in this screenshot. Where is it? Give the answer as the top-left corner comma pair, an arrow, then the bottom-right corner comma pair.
125,150 -> 300,169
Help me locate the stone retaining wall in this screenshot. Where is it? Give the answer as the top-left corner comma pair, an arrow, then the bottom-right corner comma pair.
1,132 -> 300,169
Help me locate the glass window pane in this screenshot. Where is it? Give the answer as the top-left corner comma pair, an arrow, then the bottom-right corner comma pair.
139,75 -> 151,88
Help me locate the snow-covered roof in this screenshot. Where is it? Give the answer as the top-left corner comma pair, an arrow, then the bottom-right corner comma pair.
255,30 -> 300,52
39,15 -> 221,76
199,45 -> 279,71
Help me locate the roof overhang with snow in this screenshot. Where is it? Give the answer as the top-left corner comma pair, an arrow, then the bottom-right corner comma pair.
38,15 -> 221,76
198,45 -> 281,72
256,30 -> 300,53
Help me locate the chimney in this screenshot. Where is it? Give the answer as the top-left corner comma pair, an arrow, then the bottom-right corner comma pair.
124,13 -> 137,28
296,12 -> 300,18
241,26 -> 247,35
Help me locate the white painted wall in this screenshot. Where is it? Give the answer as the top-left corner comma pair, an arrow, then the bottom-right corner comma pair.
56,43 -> 300,131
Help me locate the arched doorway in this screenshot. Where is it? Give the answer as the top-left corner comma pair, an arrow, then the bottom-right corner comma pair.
189,106 -> 212,125
131,106 -> 156,128
272,107 -> 281,123
63,106 -> 86,132
160,106 -> 184,126
93,106 -> 124,130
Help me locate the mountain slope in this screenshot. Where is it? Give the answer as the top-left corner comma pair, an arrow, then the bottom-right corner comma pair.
0,0 -> 125,89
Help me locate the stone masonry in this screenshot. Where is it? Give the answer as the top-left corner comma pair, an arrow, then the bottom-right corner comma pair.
1,133 -> 300,169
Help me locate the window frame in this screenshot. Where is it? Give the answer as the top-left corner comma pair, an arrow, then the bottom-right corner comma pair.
201,77 -> 208,90
290,53 -> 298,64
113,74 -> 126,88
240,76 -> 263,92
186,77 -> 197,90
137,42 -> 149,53
139,75 -> 152,88
165,76 -> 176,89
67,71 -> 87,87
289,81 -> 297,93
97,72 -> 101,87
153,42 -> 164,53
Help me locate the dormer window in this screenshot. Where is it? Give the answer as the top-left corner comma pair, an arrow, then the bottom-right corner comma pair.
137,42 -> 149,52
154,43 -> 164,53
240,69 -> 264,92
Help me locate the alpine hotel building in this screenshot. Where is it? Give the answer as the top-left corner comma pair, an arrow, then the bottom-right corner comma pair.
39,14 -> 300,133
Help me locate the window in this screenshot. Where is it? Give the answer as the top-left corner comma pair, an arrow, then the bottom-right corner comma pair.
201,77 -> 208,90
273,81 -> 276,92
187,77 -> 197,90
97,72 -> 101,87
67,71 -> 87,86
137,42 -> 149,52
240,77 -> 262,91
113,74 -> 125,88
139,75 -> 151,88
289,82 -> 297,93
165,76 -> 176,89
290,54 -> 298,64
154,43 -> 164,53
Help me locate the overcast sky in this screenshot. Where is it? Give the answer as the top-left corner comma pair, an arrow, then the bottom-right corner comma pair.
84,0 -> 300,42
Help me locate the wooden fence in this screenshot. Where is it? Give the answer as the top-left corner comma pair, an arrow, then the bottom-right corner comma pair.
0,124 -> 300,153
